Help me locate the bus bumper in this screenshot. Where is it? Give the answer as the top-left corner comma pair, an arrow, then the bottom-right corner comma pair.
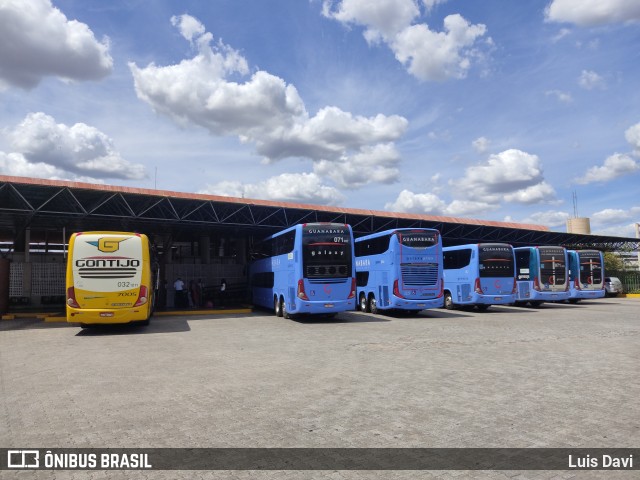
390,297 -> 444,310
529,290 -> 571,302
291,298 -> 356,315
66,306 -> 149,324
471,293 -> 517,305
569,289 -> 605,300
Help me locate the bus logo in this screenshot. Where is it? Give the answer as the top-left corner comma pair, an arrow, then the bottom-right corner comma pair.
87,237 -> 130,253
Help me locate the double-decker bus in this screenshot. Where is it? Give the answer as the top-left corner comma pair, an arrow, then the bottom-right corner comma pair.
514,246 -> 570,306
567,249 -> 605,302
354,228 -> 443,314
66,231 -> 156,327
442,243 -> 517,310
249,223 -> 356,318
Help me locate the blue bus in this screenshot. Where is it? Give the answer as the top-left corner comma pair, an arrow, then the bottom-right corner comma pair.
514,246 -> 570,306
354,228 -> 443,314
250,223 -> 356,318
442,243 -> 517,310
567,249 -> 605,302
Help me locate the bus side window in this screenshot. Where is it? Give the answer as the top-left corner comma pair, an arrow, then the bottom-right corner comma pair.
356,271 -> 369,287
444,249 -> 472,269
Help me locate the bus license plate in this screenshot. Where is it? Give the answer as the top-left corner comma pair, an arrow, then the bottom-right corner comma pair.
100,312 -> 114,317
493,297 -> 502,301
324,303 -> 334,308
417,304 -> 426,307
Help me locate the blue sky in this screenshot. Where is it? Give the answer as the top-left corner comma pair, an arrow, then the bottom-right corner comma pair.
1,0 -> 639,237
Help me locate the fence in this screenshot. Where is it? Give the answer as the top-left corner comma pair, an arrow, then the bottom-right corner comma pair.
608,270 -> 640,294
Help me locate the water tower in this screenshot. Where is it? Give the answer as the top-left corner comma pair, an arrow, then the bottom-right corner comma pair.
566,192 -> 591,234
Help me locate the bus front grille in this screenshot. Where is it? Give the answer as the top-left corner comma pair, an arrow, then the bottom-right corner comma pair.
401,263 -> 438,286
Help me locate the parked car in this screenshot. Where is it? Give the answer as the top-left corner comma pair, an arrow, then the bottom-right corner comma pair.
604,277 -> 624,297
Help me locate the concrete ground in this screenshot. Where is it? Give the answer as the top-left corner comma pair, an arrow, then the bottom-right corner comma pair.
1,298 -> 638,480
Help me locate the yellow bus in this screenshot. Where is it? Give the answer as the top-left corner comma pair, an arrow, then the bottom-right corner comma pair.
66,231 -> 155,327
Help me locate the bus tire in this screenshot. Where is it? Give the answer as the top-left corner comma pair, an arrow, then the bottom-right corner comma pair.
444,292 -> 454,310
476,304 -> 490,311
274,296 -> 282,317
282,297 -> 291,319
529,301 -> 543,308
368,295 -> 378,314
139,318 -> 150,326
359,294 -> 369,313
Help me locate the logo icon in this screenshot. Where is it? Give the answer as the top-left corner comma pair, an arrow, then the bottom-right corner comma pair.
7,450 -> 39,468
87,237 -> 129,253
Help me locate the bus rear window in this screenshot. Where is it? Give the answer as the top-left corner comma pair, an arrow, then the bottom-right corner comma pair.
397,231 -> 437,249
302,225 -> 352,279
539,247 -> 567,285
578,251 -> 603,284
479,245 -> 514,278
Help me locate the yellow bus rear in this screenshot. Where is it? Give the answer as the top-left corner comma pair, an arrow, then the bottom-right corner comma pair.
66,231 -> 154,326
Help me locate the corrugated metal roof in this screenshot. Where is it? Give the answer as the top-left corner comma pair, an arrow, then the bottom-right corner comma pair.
0,174 -> 549,232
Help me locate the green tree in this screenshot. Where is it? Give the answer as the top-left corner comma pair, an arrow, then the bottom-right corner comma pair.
604,252 -> 624,273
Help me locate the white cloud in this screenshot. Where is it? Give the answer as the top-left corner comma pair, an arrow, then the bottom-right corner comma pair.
451,149 -> 557,204
0,151 -> 103,184
545,0 -> 640,26
545,90 -> 573,103
519,210 -> 571,228
444,199 -> 496,216
590,208 -> 640,226
322,0 -> 420,42
578,70 -> 605,90
129,15 -> 407,190
391,14 -> 488,81
322,1 -> 489,81
313,143 -> 400,188
384,189 -> 496,217
384,189 -> 447,214
5,112 -> 146,180
0,0 -> 112,90
574,153 -> 639,184
199,172 -> 345,205
472,136 -> 490,153
171,14 -> 206,43
625,122 -> 640,156
503,182 -> 557,204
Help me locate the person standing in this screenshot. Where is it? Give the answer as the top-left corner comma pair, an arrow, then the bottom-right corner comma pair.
173,277 -> 185,308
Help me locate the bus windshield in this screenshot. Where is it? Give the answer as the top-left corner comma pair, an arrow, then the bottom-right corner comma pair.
302,225 -> 352,279
578,251 -> 603,285
478,244 -> 514,278
397,231 -> 438,249
539,247 -> 566,286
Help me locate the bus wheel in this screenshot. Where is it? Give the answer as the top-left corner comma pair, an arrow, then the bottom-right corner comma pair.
529,301 -> 543,308
444,292 -> 454,310
368,295 -> 378,314
568,299 -> 579,304
282,298 -> 291,319
476,304 -> 490,311
274,296 -> 282,317
359,294 -> 369,313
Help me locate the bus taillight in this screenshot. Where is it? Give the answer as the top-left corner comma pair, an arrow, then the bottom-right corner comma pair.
533,276 -> 541,291
134,285 -> 148,307
574,277 -> 581,290
348,277 -> 356,299
297,279 -> 309,300
393,279 -> 404,299
438,278 -> 444,298
474,278 -> 483,295
511,278 -> 517,294
66,286 -> 80,308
